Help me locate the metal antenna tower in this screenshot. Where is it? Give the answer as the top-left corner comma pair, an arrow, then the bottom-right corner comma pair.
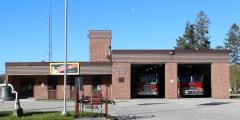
48,0 -> 53,62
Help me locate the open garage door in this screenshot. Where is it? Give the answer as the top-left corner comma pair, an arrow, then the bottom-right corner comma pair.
131,64 -> 165,98
178,64 -> 211,98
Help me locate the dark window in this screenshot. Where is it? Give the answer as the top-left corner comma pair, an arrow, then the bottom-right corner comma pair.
92,76 -> 102,90
48,76 -> 57,90
19,78 -> 34,97
70,77 -> 75,91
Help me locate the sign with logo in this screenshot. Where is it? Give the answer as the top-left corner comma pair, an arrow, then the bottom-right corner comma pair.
113,66 -> 128,75
50,63 -> 80,75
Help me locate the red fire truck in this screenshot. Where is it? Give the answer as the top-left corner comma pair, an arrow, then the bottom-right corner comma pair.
136,74 -> 158,96
179,74 -> 204,96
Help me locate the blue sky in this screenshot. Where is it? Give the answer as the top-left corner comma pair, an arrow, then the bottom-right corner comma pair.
1,0 -> 240,74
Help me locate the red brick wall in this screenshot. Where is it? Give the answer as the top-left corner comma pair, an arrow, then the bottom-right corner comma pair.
80,75 -> 112,99
112,63 -> 131,99
89,31 -> 111,62
100,75 -> 112,99
83,75 -> 92,96
34,76 -> 48,99
165,63 -> 178,99
8,76 -> 48,99
7,62 -> 230,100
211,62 -> 230,99
100,85 -> 112,100
56,77 -> 70,99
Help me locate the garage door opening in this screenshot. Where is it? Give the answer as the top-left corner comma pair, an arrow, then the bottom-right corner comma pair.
131,64 -> 165,98
178,64 -> 211,98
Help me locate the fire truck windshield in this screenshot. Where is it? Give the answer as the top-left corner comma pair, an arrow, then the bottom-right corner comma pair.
179,74 -> 203,82
192,74 -> 203,82
140,74 -> 157,84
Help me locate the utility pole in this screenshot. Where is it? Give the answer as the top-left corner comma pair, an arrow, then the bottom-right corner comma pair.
62,0 -> 68,115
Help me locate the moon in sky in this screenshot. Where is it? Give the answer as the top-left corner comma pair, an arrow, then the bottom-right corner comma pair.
130,8 -> 136,13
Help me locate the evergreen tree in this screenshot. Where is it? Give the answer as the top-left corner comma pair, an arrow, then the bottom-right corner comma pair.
224,23 -> 240,64
176,36 -> 187,49
225,23 -> 240,95
176,22 -> 197,49
195,11 -> 211,49
183,22 -> 196,49
175,11 -> 211,49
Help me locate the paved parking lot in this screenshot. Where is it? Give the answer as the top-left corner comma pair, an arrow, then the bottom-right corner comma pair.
109,98 -> 240,120
1,98 -> 240,120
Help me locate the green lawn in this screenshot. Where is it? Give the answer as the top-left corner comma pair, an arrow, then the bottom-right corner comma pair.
0,111 -> 102,120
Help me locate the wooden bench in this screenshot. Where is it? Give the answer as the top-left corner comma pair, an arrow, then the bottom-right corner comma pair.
83,90 -> 103,105
83,96 -> 102,105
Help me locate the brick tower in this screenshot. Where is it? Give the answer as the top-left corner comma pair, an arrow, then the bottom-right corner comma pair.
89,30 -> 111,62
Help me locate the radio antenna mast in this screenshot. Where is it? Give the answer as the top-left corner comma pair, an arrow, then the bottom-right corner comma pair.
48,0 -> 53,62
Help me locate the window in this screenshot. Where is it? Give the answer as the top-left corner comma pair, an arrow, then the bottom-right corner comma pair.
118,77 -> 125,83
92,76 -> 102,91
70,77 -> 75,91
48,76 -> 57,90
70,77 -> 84,91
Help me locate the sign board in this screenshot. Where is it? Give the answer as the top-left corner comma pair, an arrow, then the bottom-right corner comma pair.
50,63 -> 80,75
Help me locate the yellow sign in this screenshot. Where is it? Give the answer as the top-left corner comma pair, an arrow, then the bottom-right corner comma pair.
50,63 -> 80,75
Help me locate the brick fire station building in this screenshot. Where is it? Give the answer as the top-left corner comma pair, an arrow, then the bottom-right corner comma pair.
5,30 -> 230,100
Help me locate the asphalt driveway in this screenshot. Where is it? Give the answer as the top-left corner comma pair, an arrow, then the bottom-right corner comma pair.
1,98 -> 240,120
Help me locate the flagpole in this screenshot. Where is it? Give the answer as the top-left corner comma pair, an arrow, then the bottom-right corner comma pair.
62,0 -> 68,115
